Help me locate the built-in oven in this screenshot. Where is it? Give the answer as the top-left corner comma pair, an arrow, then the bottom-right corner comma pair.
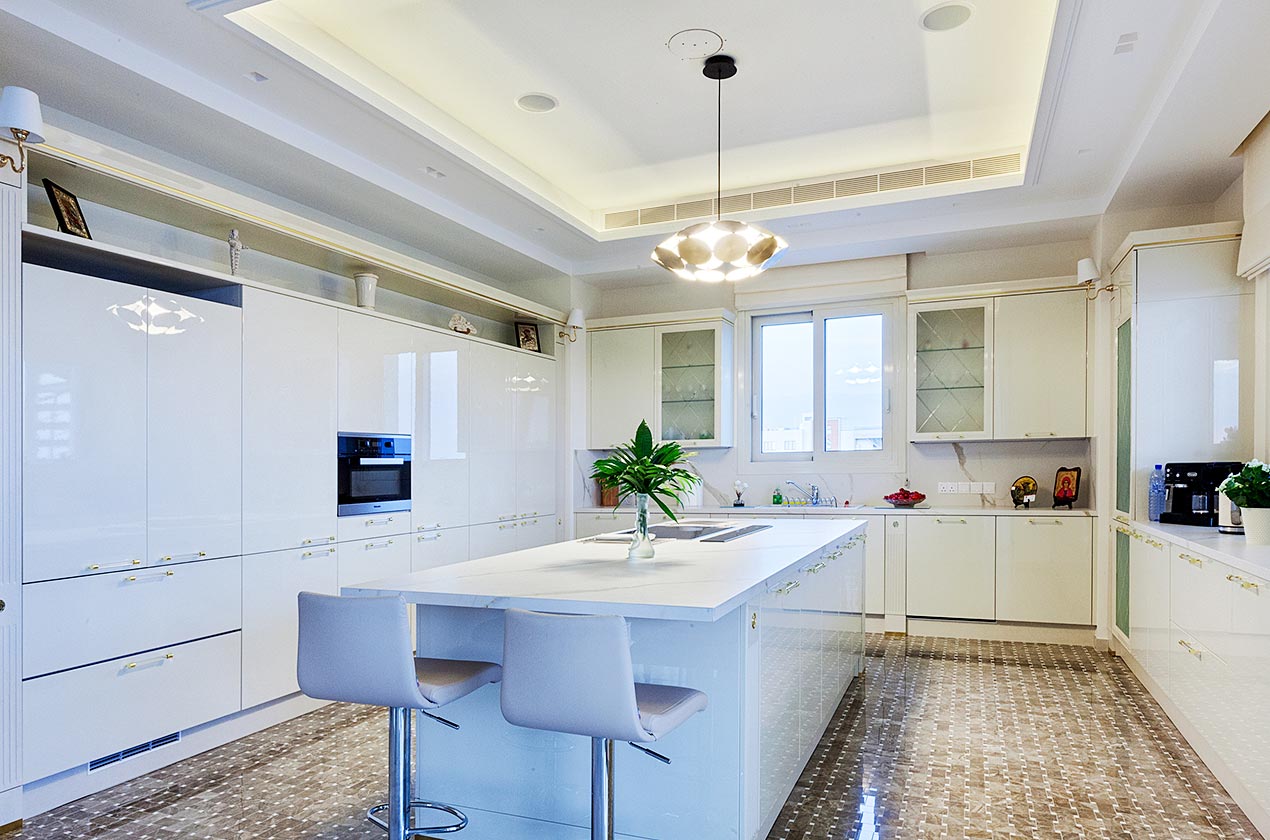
337,433 -> 412,516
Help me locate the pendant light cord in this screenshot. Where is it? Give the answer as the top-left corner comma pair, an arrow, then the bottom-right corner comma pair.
716,73 -> 722,222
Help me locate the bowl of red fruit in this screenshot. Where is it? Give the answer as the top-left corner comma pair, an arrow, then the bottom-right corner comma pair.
883,488 -> 927,508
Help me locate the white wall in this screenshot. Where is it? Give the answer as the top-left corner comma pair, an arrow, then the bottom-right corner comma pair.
908,239 -> 1091,289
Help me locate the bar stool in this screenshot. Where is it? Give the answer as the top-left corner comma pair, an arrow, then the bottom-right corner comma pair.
499,608 -> 708,840
297,591 -> 501,840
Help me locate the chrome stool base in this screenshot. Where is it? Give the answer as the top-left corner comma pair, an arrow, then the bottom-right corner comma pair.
367,801 -> 468,836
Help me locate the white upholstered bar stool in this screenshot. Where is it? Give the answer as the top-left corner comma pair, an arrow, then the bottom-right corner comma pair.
297,591 -> 501,840
499,608 -> 708,840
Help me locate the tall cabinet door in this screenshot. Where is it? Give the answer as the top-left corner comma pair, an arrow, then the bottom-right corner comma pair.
147,290 -> 242,563
909,301 -> 993,441
413,330 -> 470,531
588,327 -> 655,448
22,266 -> 148,582
337,310 -> 415,436
242,288 -> 337,555
514,353 -> 556,519
993,291 -> 1087,439
468,344 -> 515,525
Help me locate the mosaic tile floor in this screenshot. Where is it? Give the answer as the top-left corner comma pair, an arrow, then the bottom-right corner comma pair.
7,635 -> 1260,839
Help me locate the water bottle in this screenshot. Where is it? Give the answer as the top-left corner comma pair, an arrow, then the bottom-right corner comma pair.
1148,465 -> 1166,522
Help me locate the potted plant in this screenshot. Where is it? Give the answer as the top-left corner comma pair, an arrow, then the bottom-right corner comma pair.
1217,460 -> 1270,544
591,420 -> 702,560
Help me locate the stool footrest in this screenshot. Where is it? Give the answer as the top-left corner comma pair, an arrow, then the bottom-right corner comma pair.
367,800 -> 468,836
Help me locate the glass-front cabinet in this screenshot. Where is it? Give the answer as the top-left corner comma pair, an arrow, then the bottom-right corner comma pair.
908,300 -> 993,441
657,326 -> 721,445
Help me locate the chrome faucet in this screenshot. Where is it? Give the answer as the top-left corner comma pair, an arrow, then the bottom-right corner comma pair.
786,480 -> 821,506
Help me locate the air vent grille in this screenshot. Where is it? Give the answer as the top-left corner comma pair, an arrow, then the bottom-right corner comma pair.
89,732 -> 181,772
603,151 -> 1022,229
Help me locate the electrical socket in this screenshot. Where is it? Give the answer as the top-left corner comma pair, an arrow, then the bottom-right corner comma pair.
937,482 -> 956,494
957,482 -> 972,493
970,482 -> 985,493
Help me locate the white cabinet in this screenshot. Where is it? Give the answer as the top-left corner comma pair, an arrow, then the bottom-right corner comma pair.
337,309 -> 415,435
468,520 -> 520,560
995,516 -> 1092,624
147,289 -> 242,564
992,291 -> 1088,439
22,265 -> 148,583
514,353 -> 557,518
588,327 -> 655,449
1170,546 -> 1231,656
909,300 -> 993,441
414,330 -> 471,532
242,288 -> 337,555
905,515 -> 995,619
411,527 -> 469,572
336,511 -> 410,543
241,546 -> 338,709
338,535 -> 410,589
1128,531 -> 1171,689
515,515 -> 557,550
468,344 -> 516,525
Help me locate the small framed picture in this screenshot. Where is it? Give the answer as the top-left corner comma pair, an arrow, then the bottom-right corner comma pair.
514,321 -> 542,353
1053,466 -> 1082,509
42,179 -> 91,239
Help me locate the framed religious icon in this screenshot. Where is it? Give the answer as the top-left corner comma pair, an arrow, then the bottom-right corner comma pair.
43,178 -> 92,239
1053,466 -> 1082,510
514,321 -> 542,352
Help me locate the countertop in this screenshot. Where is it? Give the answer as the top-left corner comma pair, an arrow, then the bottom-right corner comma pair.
576,505 -> 1096,518
1126,518 -> 1270,579
343,518 -> 866,622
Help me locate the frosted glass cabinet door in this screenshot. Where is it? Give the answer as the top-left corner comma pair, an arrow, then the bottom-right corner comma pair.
656,325 -> 719,445
147,289 -> 242,564
468,345 -> 516,525
337,310 -> 415,436
22,265 -> 148,582
514,353 -> 557,519
909,301 -> 993,441
413,331 -> 471,531
242,288 -> 338,555
993,291 -> 1087,439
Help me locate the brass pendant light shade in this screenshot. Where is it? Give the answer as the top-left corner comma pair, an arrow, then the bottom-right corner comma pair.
651,55 -> 788,282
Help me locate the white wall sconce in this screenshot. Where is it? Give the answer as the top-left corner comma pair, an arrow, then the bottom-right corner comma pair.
558,308 -> 584,342
1077,257 -> 1115,300
0,87 -> 45,175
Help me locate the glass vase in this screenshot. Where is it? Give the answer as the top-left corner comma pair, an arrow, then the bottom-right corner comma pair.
628,493 -> 655,560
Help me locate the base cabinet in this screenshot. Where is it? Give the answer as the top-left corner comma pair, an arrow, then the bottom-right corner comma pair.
469,521 -> 520,560
995,517 -> 1092,624
411,527 -> 469,572
337,536 -> 410,589
242,547 -> 338,709
905,516 -> 995,620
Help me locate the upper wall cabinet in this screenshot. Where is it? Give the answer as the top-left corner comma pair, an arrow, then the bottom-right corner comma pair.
908,290 -> 1089,442
23,265 -> 149,582
242,288 -> 338,555
587,310 -> 735,449
337,310 -> 416,436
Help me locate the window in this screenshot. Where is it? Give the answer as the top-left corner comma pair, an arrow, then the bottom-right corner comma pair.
750,300 -> 903,471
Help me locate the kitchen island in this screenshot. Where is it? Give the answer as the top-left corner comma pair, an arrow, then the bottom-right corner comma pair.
344,518 -> 867,839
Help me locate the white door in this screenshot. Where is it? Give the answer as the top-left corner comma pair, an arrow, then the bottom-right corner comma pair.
588,327 -> 655,448
995,516 -> 1092,624
414,330 -> 470,532
468,345 -> 515,525
337,309 -> 415,435
411,527 -> 469,572
241,545 -> 338,709
993,291 -> 1087,440
468,521 -> 519,560
515,515 -> 557,550
147,290 -> 242,563
242,288 -> 338,555
905,515 -> 995,619
337,536 -> 410,589
514,353 -> 556,519
22,266 -> 148,582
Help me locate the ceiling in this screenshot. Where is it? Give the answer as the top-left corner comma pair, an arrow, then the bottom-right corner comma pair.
0,0 -> 1265,297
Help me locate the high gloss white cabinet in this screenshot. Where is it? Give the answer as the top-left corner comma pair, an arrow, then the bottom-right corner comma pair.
242,546 -> 338,709
993,291 -> 1088,440
995,516 -> 1092,624
242,288 -> 337,555
1128,531 -> 1171,687
147,289 -> 242,563
514,353 -> 557,518
22,265 -> 149,582
468,520 -> 520,560
337,535 -> 410,589
905,515 -> 995,619
588,327 -> 655,449
337,310 -> 415,435
413,330 -> 471,532
411,527 -> 469,572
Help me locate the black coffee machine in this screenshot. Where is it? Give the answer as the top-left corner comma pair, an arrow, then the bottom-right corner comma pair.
1160,462 -> 1244,527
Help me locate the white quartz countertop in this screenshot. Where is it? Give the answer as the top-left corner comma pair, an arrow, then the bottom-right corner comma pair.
1128,519 -> 1270,579
576,505 -> 1095,518
343,518 -> 866,622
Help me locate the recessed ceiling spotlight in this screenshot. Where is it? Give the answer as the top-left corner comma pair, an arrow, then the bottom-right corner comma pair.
244,71 -> 269,82
515,93 -> 559,113
920,2 -> 973,32
666,28 -> 724,60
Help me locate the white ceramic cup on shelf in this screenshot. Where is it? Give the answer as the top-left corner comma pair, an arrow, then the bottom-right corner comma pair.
354,272 -> 378,309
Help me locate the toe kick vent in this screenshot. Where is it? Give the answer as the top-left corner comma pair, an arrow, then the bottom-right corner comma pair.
89,732 -> 181,772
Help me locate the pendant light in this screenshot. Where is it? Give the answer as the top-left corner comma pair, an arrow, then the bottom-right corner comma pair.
651,55 -> 788,282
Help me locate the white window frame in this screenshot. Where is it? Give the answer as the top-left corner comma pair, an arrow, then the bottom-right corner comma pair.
742,298 -> 906,475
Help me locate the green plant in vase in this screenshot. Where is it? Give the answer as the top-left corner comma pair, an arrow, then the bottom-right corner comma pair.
1218,460 -> 1270,544
591,420 -> 701,559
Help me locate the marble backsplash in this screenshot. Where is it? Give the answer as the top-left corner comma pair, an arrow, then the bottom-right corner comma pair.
575,438 -> 1095,511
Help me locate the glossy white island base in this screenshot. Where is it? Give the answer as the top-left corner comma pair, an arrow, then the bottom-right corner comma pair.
345,518 -> 866,839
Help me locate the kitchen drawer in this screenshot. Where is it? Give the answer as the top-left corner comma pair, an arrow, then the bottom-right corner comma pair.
338,535 -> 411,589
905,515 -> 995,620
337,511 -> 411,543
23,556 -> 242,678
1170,546 -> 1231,654
411,526 -> 469,572
24,631 -> 242,783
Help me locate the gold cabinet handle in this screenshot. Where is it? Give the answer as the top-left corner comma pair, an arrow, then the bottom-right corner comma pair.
417,523 -> 442,532
88,558 -> 143,572
125,570 -> 175,582
1028,519 -> 1063,525
775,580 -> 801,595
1227,574 -> 1244,583
1180,553 -> 1204,567
805,562 -> 827,574
365,517 -> 395,526
365,539 -> 394,550
935,518 -> 968,524
301,548 -> 336,558
1145,538 -> 1165,549
301,536 -> 337,546
159,551 -> 206,563
934,434 -> 966,440
126,653 -> 175,670
1241,580 -> 1261,593
1177,639 -> 1202,659
1114,525 -> 1134,536
417,533 -> 442,542
1023,432 -> 1058,437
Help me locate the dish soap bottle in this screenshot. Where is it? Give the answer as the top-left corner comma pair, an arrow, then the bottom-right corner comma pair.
772,487 -> 783,506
